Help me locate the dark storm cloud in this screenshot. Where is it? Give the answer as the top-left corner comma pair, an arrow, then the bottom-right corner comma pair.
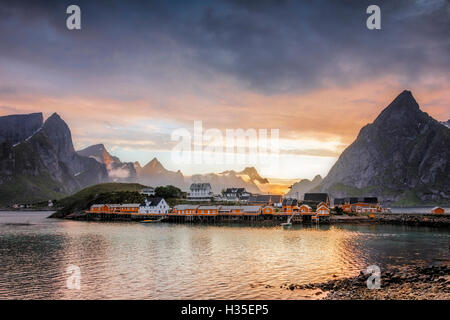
0,0 -> 449,94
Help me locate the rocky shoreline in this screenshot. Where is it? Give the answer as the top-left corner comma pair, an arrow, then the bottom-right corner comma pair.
330,213 -> 450,228
281,264 -> 450,300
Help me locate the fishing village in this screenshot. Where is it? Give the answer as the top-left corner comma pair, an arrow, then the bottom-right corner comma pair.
74,183 -> 449,227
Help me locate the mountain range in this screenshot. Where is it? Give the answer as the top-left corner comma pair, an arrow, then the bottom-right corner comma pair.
77,145 -> 270,194
0,90 -> 448,206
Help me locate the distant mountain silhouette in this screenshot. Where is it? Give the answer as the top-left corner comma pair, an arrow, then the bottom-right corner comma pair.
286,175 -> 323,199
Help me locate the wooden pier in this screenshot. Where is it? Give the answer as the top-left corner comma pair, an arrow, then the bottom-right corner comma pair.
84,212 -> 331,224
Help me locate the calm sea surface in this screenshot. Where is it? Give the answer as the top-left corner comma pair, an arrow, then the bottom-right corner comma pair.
0,211 -> 449,299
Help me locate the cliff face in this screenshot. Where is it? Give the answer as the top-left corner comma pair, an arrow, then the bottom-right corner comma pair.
0,113 -> 109,205
0,113 -> 43,145
320,90 -> 450,205
78,144 -> 137,182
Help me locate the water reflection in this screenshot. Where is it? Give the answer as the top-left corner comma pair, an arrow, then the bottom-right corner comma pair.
0,212 -> 449,299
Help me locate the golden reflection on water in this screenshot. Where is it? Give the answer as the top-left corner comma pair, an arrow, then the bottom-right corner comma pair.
0,212 -> 449,299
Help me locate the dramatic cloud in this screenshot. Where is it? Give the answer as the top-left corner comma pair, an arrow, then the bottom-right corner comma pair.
0,0 -> 449,178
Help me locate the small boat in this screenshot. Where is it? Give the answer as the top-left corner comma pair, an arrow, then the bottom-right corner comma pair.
281,222 -> 292,227
140,220 -> 156,224
140,217 -> 165,224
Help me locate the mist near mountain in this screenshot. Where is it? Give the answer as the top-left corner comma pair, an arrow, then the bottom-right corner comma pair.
78,144 -> 272,194
78,144 -> 137,182
286,175 -> 323,199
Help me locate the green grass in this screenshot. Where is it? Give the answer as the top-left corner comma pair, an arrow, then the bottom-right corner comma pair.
52,182 -> 149,217
0,173 -> 66,206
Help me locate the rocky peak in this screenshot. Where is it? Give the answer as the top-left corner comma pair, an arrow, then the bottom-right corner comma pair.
142,157 -> 166,173
77,143 -> 118,166
239,167 -> 269,184
0,112 -> 43,145
373,90 -> 428,127
319,90 -> 450,205
441,119 -> 450,129
39,113 -> 76,158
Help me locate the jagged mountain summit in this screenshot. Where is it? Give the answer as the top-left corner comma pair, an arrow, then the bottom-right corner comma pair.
0,112 -> 43,145
137,157 -> 185,188
78,144 -> 137,182
319,90 -> 450,205
286,175 -> 323,199
0,113 -> 109,205
236,167 -> 270,185
442,119 -> 450,129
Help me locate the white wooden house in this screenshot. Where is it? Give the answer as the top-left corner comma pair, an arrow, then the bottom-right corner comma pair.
138,197 -> 169,214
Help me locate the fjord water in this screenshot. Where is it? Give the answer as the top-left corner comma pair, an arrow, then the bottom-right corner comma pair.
0,211 -> 449,299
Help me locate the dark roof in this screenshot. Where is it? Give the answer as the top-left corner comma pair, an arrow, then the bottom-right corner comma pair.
249,194 -> 282,204
363,197 -> 378,204
304,193 -> 329,203
190,183 -> 211,191
223,188 -> 246,194
249,195 -> 271,203
282,198 -> 298,206
334,198 -> 347,205
271,195 -> 282,203
343,197 -> 378,204
142,197 -> 164,206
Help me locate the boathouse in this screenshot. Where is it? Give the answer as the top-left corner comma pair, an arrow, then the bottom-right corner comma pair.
197,205 -> 219,215
120,204 -> 140,213
106,204 -> 122,213
282,198 -> 298,213
249,194 -> 282,206
219,206 -> 244,215
299,204 -> 313,215
90,204 -> 108,212
316,202 -> 330,216
172,205 -> 198,215
304,193 -> 330,206
242,206 -> 263,215
334,197 -> 380,213
431,207 -> 445,214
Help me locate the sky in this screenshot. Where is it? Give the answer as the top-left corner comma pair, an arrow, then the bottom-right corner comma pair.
0,0 -> 449,180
